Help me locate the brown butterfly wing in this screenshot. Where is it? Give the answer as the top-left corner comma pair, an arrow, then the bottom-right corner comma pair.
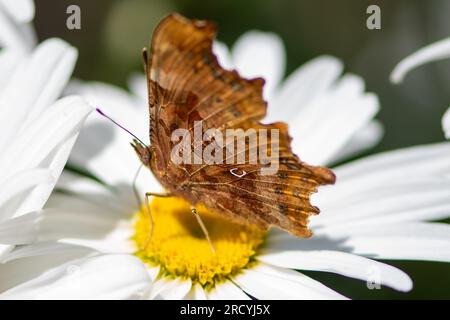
187,121 -> 335,237
143,13 -> 335,237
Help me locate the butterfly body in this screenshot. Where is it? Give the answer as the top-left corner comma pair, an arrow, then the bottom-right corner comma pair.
134,13 -> 336,237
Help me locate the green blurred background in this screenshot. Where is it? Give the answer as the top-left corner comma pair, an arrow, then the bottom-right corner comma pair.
34,0 -> 450,299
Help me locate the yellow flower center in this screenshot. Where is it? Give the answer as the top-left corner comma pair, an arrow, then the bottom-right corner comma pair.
133,196 -> 266,287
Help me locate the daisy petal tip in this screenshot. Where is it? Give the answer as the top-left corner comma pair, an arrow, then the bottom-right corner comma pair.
241,30 -> 283,44
65,95 -> 93,111
319,55 -> 344,71
399,276 -> 413,293
365,92 -> 381,112
443,108 -> 450,139
39,37 -> 72,51
389,68 -> 405,84
37,38 -> 78,65
232,30 -> 285,58
390,269 -> 413,293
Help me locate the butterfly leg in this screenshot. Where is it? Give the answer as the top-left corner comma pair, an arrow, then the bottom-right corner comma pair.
143,192 -> 173,250
132,163 -> 172,204
191,207 -> 216,254
132,164 -> 144,207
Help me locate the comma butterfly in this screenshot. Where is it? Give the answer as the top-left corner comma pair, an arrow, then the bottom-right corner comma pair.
132,13 -> 335,238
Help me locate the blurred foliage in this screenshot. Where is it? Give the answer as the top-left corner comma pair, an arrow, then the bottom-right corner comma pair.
34,0 -> 450,299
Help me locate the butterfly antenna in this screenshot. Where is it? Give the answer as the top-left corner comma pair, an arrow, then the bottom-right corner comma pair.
96,108 -> 147,147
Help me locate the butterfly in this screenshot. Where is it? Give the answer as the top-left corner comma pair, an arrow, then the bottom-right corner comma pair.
133,13 -> 335,238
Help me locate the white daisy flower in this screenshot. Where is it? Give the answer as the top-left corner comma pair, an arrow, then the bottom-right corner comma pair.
0,1 -> 151,299
2,31 -> 450,300
390,36 -> 450,138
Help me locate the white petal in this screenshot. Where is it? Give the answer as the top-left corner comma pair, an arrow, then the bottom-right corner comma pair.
207,281 -> 250,300
0,0 -> 35,23
1,254 -> 151,299
268,55 -> 343,123
314,142 -> 450,212
335,142 -> 450,181
233,263 -> 347,299
443,107 -> 450,139
231,31 -> 285,99
0,211 -> 38,244
16,135 -> 81,217
0,96 -> 91,178
127,73 -> 147,105
0,48 -> 23,87
1,242 -> 95,263
312,178 -> 450,228
57,237 -> 134,256
0,97 -> 91,218
290,75 -> 379,165
49,229 -> 134,255
0,39 -> 78,151
0,243 -> 94,290
328,120 -> 384,164
23,43 -> 79,126
213,40 -> 233,70
391,37 -> 450,84
150,277 -> 192,300
47,183 -> 132,215
258,249 -> 412,292
0,169 -> 53,216
38,193 -> 134,254
184,283 -> 207,300
0,0 -> 35,51
320,222 -> 450,262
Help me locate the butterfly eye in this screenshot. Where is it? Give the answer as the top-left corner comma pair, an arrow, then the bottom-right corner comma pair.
230,168 -> 246,178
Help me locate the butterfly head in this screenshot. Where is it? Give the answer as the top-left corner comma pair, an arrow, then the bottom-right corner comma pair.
131,139 -> 153,168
